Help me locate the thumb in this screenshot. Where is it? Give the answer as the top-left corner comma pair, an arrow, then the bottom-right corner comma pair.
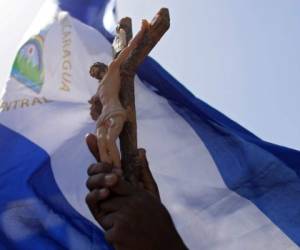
137,149 -> 160,199
85,133 -> 100,162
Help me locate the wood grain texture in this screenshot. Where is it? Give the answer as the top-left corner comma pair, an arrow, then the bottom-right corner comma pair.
89,8 -> 170,184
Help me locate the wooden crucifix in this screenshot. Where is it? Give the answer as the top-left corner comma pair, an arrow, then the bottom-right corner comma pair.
89,8 -> 170,185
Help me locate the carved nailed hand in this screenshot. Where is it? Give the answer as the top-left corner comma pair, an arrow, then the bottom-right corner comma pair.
90,20 -> 149,168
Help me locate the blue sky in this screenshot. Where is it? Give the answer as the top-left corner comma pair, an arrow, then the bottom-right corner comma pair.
118,0 -> 300,150
0,0 -> 299,150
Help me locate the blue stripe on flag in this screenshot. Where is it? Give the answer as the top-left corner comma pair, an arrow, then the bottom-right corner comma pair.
0,124 -> 112,249
138,57 -> 300,176
176,106 -> 300,245
58,0 -> 114,41
138,57 -> 300,246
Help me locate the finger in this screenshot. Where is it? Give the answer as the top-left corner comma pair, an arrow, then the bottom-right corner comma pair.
105,228 -> 118,245
85,189 -> 110,212
112,167 -> 123,176
97,126 -> 111,164
86,173 -> 119,190
85,133 -> 100,162
138,148 -> 160,198
104,226 -> 125,246
99,197 -> 127,213
110,178 -> 135,196
98,212 -> 117,230
87,162 -> 112,176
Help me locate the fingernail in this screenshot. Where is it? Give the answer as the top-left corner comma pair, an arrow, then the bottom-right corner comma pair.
112,168 -> 123,176
99,188 -> 109,198
105,174 -> 117,185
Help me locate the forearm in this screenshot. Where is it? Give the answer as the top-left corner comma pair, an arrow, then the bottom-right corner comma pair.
160,207 -> 189,250
166,231 -> 189,250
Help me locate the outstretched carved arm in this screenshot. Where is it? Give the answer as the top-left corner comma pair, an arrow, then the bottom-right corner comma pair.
114,20 -> 149,65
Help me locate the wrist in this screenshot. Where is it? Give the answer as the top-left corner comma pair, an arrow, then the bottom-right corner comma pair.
160,206 -> 188,250
164,227 -> 188,250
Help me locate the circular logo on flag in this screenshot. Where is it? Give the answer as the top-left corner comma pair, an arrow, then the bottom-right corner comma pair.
11,34 -> 45,93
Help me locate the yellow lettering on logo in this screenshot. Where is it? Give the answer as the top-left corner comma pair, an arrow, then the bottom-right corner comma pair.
63,31 -> 71,39
61,17 -> 72,29
31,97 -> 43,106
0,101 -> 9,111
21,99 -> 30,108
63,60 -> 72,70
60,82 -> 70,92
63,50 -> 71,60
42,97 -> 52,103
63,39 -> 71,48
62,72 -> 71,83
0,96 -> 51,112
60,16 -> 72,92
11,100 -> 19,110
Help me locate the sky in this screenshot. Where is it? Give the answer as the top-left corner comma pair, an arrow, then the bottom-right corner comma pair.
0,0 -> 300,150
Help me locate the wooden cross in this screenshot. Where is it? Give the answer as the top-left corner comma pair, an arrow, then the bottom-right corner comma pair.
89,8 -> 170,185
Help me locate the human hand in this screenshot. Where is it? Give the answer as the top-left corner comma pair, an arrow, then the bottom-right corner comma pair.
85,164 -> 187,250
85,134 -> 187,250
85,133 -> 159,198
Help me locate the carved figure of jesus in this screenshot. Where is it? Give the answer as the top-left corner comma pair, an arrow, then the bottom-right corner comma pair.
90,20 -> 149,168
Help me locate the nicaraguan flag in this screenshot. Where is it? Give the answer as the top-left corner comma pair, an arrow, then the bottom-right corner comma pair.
1,0 -> 300,249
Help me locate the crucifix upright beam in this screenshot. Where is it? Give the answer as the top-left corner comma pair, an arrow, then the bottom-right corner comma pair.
90,8 -> 170,185
112,17 -> 137,184
118,9 -> 170,184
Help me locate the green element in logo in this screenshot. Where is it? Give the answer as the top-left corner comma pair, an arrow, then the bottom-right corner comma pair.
11,34 -> 45,93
